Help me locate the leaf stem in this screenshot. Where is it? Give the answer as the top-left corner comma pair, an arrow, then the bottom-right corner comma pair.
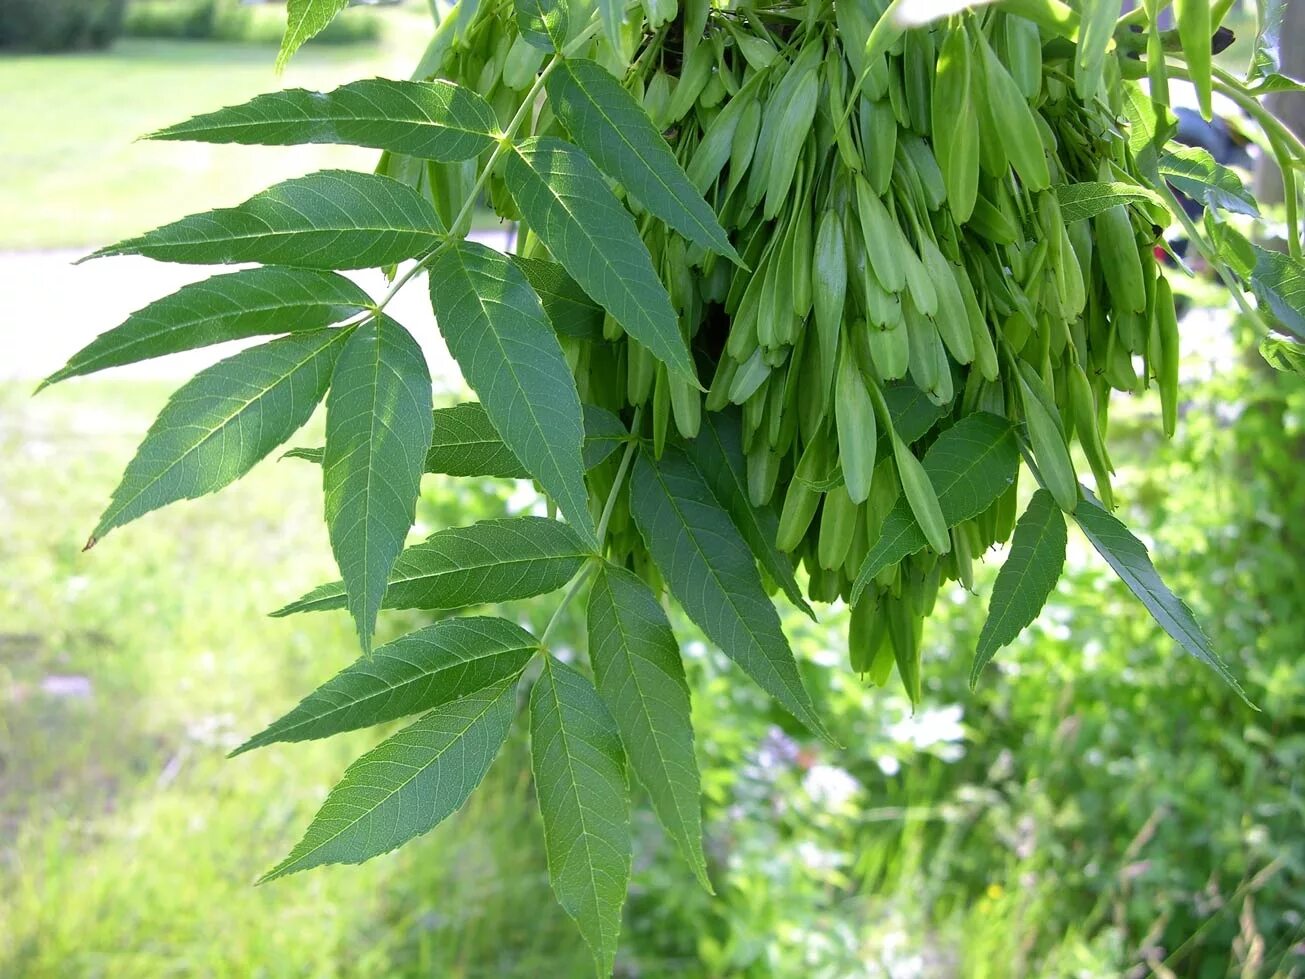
539,407 -> 643,649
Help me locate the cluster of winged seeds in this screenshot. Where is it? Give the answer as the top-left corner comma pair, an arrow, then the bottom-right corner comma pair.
417,0 -> 1189,694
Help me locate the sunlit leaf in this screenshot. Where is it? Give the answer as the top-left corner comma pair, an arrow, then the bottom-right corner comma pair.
278,0 -> 348,70
1056,181 -> 1167,223
1158,147 -> 1259,217
546,59 -> 741,262
150,79 -> 499,162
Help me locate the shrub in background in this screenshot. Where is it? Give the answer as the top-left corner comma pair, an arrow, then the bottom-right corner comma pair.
123,0 -> 382,45
0,0 -> 127,51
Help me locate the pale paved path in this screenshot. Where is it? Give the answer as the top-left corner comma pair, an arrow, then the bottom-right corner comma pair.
0,229 -> 513,392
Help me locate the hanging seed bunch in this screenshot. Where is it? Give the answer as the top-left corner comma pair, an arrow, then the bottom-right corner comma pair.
401,0 -> 1280,697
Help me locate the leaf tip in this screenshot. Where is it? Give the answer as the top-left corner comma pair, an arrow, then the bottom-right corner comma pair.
83,534 -> 98,552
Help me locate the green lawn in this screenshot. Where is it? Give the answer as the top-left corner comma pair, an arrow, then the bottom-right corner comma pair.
0,13 -> 429,251
0,381 -> 594,977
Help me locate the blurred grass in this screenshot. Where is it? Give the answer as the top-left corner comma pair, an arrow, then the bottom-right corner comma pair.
0,6 -> 430,251
0,380 -> 592,977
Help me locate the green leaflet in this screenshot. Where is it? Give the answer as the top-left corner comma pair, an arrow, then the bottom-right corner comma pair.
1260,335 -> 1305,374
530,656 -> 631,978
284,402 -> 627,476
683,410 -> 814,618
323,316 -> 434,652
88,170 -> 444,269
1158,147 -> 1261,217
1055,181 -> 1166,223
546,59 -> 741,263
503,137 -> 696,383
234,616 -> 537,755
429,242 -> 597,547
262,679 -> 518,881
1250,245 -> 1305,341
40,267 -> 370,390
514,0 -> 569,50
272,516 -> 589,616
851,413 -> 1018,603
587,564 -> 710,890
1073,491 -> 1251,702
149,79 -> 499,162
971,489 -> 1067,687
278,0 -> 349,69
629,449 -> 830,741
88,329 -> 350,546
509,255 -> 605,339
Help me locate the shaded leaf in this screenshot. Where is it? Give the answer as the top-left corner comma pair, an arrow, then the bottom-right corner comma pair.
283,402 -> 626,476
1249,0 -> 1286,81
509,255 -> 605,339
530,657 -> 630,977
88,170 -> 444,269
971,489 -> 1066,686
324,316 -> 434,651
884,380 -> 949,444
150,79 -> 499,162
683,410 -> 813,617
273,516 -> 589,616
89,329 -> 349,545
42,268 -> 370,389
852,413 -> 1018,603
504,137 -> 695,382
1260,335 -> 1305,374
588,564 -> 709,889
629,449 -> 829,740
1159,147 -> 1260,217
262,679 -> 517,880
235,616 -> 537,755
430,241 -> 596,546
1073,490 -> 1250,703
546,59 -> 740,262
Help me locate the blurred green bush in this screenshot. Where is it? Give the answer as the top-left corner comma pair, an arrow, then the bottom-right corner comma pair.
123,0 -> 382,45
0,0 -> 127,50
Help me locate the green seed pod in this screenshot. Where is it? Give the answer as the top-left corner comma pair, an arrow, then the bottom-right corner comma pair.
859,97 -> 898,196
891,431 -> 950,555
854,175 -> 907,293
835,343 -> 878,503
1018,363 -> 1078,513
1094,205 -> 1147,314
818,483 -> 859,570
